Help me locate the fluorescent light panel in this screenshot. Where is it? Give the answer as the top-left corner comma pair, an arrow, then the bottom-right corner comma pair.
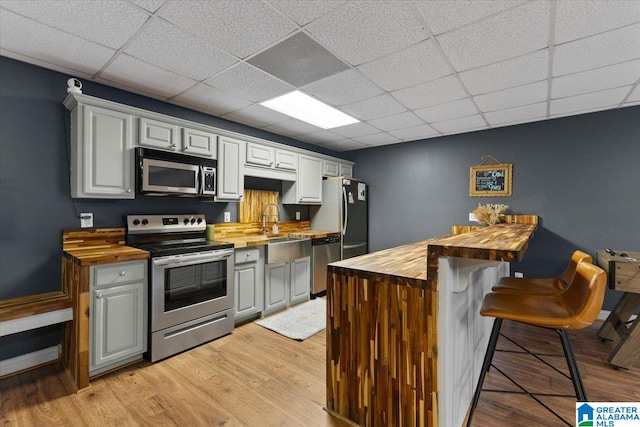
261,90 -> 359,129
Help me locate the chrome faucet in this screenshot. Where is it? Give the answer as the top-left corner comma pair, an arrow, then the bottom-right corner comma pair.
262,203 -> 280,235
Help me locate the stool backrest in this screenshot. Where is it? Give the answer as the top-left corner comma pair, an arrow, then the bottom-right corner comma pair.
560,250 -> 593,286
560,262 -> 607,329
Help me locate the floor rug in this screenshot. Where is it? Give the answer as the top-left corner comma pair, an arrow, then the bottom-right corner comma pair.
255,298 -> 326,341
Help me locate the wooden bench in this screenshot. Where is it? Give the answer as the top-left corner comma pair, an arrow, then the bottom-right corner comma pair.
0,291 -> 72,337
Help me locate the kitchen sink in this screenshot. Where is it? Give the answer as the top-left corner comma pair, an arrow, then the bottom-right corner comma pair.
266,237 -> 311,264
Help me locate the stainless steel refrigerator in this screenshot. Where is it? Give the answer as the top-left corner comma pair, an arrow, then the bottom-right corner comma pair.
310,177 -> 368,260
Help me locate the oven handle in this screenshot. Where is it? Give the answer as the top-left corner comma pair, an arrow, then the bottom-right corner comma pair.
153,250 -> 233,267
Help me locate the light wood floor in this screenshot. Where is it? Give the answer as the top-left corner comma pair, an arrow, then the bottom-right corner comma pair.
1,319 -> 637,426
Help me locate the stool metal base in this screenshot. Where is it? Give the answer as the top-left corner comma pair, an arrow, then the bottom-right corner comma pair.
466,319 -> 586,427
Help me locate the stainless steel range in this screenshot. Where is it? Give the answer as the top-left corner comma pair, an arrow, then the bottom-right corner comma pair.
126,214 -> 234,362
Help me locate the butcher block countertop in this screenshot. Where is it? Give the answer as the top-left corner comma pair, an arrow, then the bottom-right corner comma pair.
330,223 -> 537,286
63,228 -> 149,266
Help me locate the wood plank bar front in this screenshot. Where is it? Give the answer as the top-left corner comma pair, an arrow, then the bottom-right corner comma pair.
327,222 -> 537,427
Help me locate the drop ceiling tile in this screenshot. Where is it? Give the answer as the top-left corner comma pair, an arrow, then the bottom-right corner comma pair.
262,119 -> 322,137
415,0 -> 525,35
484,102 -> 547,126
475,81 -> 548,112
297,130 -> 345,144
124,18 -> 238,81
352,132 -> 400,146
305,1 -> 427,65
388,124 -> 439,141
552,59 -> 640,99
430,114 -> 487,134
205,62 -> 294,103
550,86 -> 632,116
319,139 -> 368,152
340,94 -> 407,121
357,40 -> 452,92
555,1 -> 640,44
459,50 -> 549,95
437,1 -> 549,71
367,112 -> 425,132
172,83 -> 252,115
330,122 -> 380,138
159,1 -> 297,59
392,75 -> 467,110
626,86 -> 640,103
1,0 -> 149,49
247,32 -> 349,87
553,23 -> 640,76
130,0 -> 166,13
221,104 -> 291,128
415,98 -> 479,123
302,69 -> 383,106
268,0 -> 346,26
101,54 -> 197,99
0,10 -> 116,75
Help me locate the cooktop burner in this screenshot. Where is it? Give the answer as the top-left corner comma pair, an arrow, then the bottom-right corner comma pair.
125,214 -> 233,257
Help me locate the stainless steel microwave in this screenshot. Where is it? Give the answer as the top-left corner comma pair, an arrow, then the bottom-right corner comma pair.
136,147 -> 216,196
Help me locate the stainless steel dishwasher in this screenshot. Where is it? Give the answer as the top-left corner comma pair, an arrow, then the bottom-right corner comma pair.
311,235 -> 341,296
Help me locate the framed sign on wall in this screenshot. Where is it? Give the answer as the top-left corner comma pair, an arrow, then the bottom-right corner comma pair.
470,156 -> 512,197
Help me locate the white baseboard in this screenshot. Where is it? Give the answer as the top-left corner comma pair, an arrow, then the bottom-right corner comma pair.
0,345 -> 59,377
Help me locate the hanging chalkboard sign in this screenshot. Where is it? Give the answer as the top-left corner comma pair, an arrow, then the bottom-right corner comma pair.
470,163 -> 512,197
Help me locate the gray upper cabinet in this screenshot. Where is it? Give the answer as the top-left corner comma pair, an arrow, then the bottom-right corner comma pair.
69,103 -> 134,199
64,93 -> 354,201
323,159 -> 340,177
216,136 -> 245,202
139,117 -> 217,158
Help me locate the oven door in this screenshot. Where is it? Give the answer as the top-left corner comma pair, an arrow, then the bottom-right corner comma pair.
141,157 -> 200,195
150,249 -> 234,333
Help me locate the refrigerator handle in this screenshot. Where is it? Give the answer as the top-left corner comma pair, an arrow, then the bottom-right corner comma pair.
342,186 -> 348,236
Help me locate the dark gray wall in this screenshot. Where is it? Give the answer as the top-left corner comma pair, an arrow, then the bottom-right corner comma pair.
347,106 -> 640,310
0,56 -> 337,360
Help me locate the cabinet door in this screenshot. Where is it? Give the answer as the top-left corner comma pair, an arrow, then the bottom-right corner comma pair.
139,117 -> 179,151
183,127 -> 217,158
323,159 -> 340,177
78,105 -> 134,198
290,256 -> 311,305
275,149 -> 297,171
340,164 -> 353,178
92,281 -> 145,370
264,262 -> 288,315
246,142 -> 274,167
235,263 -> 259,320
297,155 -> 323,204
216,136 -> 245,201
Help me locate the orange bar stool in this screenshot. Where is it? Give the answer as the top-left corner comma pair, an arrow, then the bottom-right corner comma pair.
466,262 -> 607,427
492,250 -> 592,295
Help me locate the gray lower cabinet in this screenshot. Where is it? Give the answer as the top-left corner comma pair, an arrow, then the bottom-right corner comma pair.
234,247 -> 264,324
264,256 -> 311,316
90,260 -> 147,375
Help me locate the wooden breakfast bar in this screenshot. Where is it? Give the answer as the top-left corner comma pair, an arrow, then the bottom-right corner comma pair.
326,223 -> 537,427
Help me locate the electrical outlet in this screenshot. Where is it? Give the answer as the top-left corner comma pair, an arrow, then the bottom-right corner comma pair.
295,211 -> 301,220
223,212 -> 231,223
515,272 -> 524,278
469,212 -> 477,222
80,213 -> 93,228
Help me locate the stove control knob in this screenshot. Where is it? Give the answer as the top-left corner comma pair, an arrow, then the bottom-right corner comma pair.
183,218 -> 190,225
141,219 -> 148,225
132,219 -> 140,226
190,218 -> 196,224
197,218 -> 203,224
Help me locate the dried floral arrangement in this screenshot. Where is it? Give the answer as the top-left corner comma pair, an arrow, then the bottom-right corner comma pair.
473,203 -> 509,226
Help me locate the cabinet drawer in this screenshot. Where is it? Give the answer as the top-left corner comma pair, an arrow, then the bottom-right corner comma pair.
235,248 -> 260,264
94,261 -> 146,287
